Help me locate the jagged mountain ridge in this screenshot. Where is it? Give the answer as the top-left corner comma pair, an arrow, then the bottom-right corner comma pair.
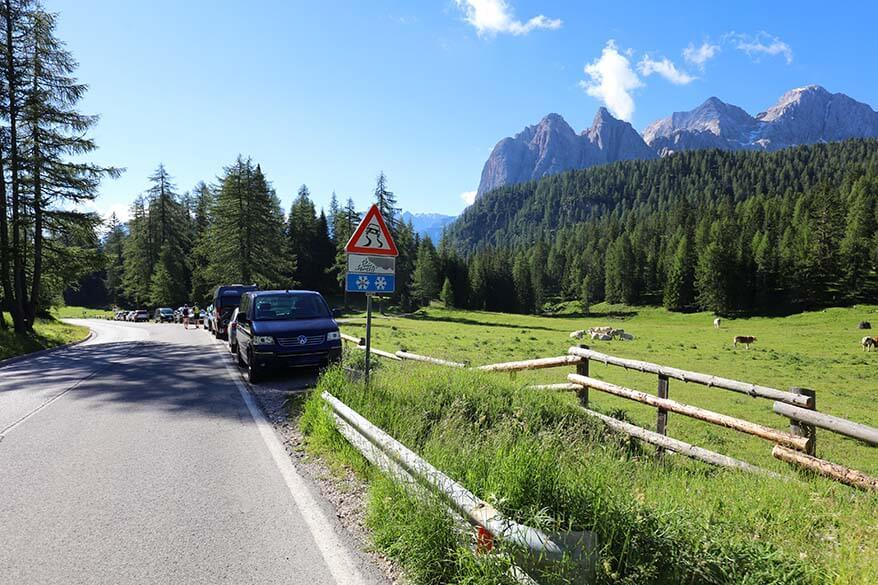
477,85 -> 878,195
477,108 -> 656,196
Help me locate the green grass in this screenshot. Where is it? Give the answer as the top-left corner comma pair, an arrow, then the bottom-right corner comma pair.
50,305 -> 114,319
302,365 -> 878,584
0,312 -> 90,361
338,302 -> 878,476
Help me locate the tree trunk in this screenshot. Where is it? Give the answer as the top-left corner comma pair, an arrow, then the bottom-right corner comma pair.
26,50 -> 42,323
3,0 -> 27,332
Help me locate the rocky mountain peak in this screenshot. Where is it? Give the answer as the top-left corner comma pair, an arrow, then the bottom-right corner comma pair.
476,109 -> 656,196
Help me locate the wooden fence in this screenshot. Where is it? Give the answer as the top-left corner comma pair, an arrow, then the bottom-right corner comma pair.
340,334 -> 878,491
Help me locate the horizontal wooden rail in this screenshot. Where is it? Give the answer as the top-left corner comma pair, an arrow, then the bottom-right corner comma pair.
773,402 -> 878,446
568,346 -> 812,408
772,445 -> 878,491
580,407 -> 778,477
340,332 -> 363,345
568,374 -> 810,452
528,383 -> 581,391
477,355 -> 582,372
340,332 -> 402,361
395,350 -> 466,368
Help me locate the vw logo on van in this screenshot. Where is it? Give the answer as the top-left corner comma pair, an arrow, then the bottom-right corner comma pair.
297,335 -> 308,345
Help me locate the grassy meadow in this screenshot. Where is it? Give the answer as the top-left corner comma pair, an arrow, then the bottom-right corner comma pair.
337,302 -> 878,476
0,312 -> 90,361
50,305 -> 114,319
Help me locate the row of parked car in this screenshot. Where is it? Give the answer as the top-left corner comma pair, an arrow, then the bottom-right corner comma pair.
114,307 -> 208,324
114,309 -> 149,322
206,284 -> 343,383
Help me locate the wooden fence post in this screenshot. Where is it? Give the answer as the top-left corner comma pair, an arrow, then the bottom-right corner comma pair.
656,374 -> 670,456
576,344 -> 589,407
789,387 -> 817,456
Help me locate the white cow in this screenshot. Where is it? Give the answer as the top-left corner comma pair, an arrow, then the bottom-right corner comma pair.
713,317 -> 721,329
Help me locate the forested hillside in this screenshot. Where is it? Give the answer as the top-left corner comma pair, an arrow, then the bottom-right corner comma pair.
443,140 -> 878,314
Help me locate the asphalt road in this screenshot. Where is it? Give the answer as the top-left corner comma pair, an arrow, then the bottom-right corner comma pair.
0,319 -> 387,585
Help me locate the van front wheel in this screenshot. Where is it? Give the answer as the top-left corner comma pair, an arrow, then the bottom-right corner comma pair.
247,349 -> 263,383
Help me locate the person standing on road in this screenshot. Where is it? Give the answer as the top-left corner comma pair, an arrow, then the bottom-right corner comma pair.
193,305 -> 200,329
182,304 -> 190,330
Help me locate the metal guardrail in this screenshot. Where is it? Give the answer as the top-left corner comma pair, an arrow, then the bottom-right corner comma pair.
321,391 -> 597,579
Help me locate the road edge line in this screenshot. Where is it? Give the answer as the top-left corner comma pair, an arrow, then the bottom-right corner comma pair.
217,342 -> 370,585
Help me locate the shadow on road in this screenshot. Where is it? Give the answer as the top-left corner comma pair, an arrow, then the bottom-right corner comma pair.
0,340 -> 319,421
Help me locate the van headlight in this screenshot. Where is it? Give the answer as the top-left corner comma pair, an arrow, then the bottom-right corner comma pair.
253,336 -> 275,346
326,331 -> 340,341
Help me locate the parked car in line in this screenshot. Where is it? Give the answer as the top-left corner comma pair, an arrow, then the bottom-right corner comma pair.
114,310 -> 127,321
227,308 -> 240,354
212,284 -> 258,340
235,290 -> 341,383
154,307 -> 175,322
133,309 -> 149,322
126,311 -> 136,321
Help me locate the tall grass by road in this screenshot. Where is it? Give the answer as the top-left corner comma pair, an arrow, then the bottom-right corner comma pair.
302,365 -> 877,584
0,312 -> 90,361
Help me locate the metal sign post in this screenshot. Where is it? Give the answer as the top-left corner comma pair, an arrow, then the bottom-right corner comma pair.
364,295 -> 373,385
344,204 -> 399,385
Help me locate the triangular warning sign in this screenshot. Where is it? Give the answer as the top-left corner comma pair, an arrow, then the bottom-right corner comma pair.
345,204 -> 399,256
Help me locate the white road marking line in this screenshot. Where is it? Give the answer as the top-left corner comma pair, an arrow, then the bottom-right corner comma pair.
216,340 -> 369,585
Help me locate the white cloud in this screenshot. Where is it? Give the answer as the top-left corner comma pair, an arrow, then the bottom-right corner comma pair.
454,0 -> 562,36
683,42 -> 719,68
728,32 -> 793,64
637,56 -> 695,85
579,40 -> 643,122
460,190 -> 477,205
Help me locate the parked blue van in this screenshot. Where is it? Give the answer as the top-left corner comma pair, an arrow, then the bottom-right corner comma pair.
235,290 -> 342,382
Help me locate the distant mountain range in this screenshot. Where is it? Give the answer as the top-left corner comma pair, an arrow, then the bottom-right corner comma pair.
401,211 -> 456,242
477,85 -> 878,196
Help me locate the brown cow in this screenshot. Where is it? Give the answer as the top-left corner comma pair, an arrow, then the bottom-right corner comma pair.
862,336 -> 876,352
733,335 -> 757,349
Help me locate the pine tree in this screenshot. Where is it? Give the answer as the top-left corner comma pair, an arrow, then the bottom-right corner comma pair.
287,185 -> 318,287
189,181 -> 215,304
839,177 -> 877,297
663,234 -> 694,311
103,213 -> 127,306
327,191 -> 339,242
150,243 -> 188,306
512,254 -> 533,313
580,274 -> 590,316
373,171 -> 399,234
412,236 -> 440,305
440,276 -> 454,309
0,2 -> 117,329
604,234 -> 636,304
206,157 -> 291,288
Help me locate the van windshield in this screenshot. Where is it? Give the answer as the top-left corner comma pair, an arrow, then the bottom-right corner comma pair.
252,294 -> 329,320
219,293 -> 242,308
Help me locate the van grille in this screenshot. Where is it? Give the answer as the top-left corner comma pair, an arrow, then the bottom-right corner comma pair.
277,334 -> 325,348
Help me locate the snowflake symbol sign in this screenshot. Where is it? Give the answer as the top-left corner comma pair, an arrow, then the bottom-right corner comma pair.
356,275 -> 369,290
375,277 -> 387,290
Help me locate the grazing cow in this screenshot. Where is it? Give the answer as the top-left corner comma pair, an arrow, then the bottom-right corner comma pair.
619,332 -> 635,341
713,317 -> 721,329
733,335 -> 757,349
862,336 -> 876,352
569,330 -> 585,340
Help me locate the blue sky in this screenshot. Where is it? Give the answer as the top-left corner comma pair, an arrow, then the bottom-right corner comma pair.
51,0 -> 877,219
